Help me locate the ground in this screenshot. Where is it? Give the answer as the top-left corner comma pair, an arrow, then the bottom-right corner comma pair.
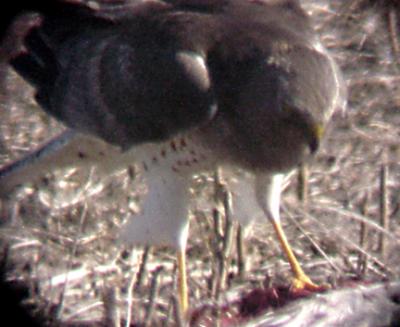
0,0 -> 400,326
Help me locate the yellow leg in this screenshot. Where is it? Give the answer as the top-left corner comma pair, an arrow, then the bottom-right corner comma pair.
270,219 -> 321,291
177,249 -> 189,316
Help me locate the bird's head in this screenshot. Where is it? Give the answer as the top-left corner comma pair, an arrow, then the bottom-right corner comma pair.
278,103 -> 326,156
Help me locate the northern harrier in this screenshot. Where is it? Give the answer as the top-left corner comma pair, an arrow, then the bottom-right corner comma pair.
1,0 -> 346,317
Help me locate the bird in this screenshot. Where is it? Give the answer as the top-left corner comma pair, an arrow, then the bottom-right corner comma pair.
0,0 -> 346,319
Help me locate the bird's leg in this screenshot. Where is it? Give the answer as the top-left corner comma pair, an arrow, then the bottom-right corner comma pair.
255,174 -> 321,291
119,168 -> 192,318
269,217 -> 320,291
177,247 -> 189,317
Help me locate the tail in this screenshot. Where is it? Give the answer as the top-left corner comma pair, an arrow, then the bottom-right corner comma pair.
0,131 -> 124,198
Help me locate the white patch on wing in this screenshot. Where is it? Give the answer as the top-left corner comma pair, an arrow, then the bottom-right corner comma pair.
176,51 -> 211,92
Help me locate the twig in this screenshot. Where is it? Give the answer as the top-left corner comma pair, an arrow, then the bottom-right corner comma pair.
388,7 -> 400,65
125,247 -> 149,327
297,163 -> 309,207
284,208 -> 342,274
134,245 -> 150,293
378,161 -> 390,261
305,206 -> 395,276
55,204 -> 88,320
357,192 -> 370,277
236,225 -> 246,279
144,266 -> 164,326
103,287 -> 121,327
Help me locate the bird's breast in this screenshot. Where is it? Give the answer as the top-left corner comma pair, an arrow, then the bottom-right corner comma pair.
195,113 -> 314,174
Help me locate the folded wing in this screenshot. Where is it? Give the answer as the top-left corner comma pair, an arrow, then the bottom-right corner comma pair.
10,1 -> 217,149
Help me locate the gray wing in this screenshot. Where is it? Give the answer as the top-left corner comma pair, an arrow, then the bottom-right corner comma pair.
10,1 -> 216,148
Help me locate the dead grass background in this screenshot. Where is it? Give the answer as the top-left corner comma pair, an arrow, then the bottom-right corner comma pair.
1,0 -> 400,325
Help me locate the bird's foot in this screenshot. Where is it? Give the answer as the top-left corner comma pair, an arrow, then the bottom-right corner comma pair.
290,273 -> 329,294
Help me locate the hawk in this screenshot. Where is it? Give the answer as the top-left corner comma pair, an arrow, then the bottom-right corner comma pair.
1,0 -> 346,317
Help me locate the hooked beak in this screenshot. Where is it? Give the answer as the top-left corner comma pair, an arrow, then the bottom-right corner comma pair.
308,123 -> 324,154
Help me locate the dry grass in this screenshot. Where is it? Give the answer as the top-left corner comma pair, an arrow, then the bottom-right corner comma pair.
1,0 -> 400,326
